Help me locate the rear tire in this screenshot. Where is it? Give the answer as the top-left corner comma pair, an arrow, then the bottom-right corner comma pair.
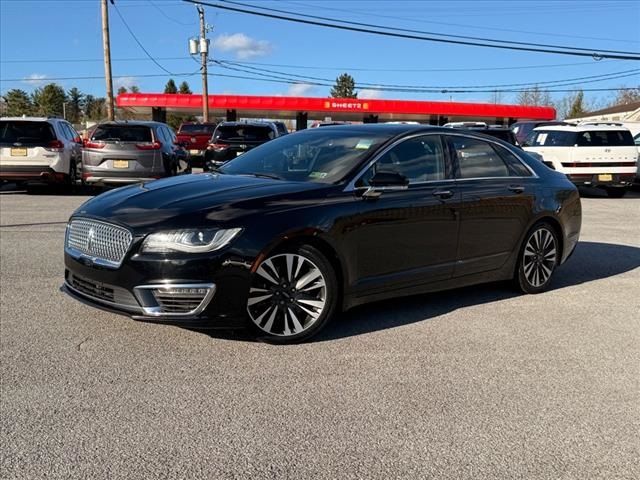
605,187 -> 627,198
247,245 -> 338,344
514,222 -> 559,294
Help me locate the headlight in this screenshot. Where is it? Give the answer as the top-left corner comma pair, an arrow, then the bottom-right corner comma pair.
141,228 -> 242,253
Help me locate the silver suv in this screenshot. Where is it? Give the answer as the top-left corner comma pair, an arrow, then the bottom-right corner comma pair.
82,121 -> 188,186
0,116 -> 82,188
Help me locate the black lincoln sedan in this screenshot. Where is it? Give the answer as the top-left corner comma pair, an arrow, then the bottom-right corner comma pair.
63,125 -> 581,343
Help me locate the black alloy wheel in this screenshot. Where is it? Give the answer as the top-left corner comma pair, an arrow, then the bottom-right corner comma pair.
515,222 -> 559,294
247,245 -> 338,343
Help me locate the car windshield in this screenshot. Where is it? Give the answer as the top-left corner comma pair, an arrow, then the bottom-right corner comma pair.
214,125 -> 274,141
0,121 -> 56,146
218,128 -> 390,184
91,125 -> 153,142
178,124 -> 216,134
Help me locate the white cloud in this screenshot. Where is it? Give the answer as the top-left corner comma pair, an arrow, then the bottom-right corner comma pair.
114,76 -> 138,90
358,88 -> 383,99
214,33 -> 272,59
24,74 -> 47,86
287,83 -> 316,97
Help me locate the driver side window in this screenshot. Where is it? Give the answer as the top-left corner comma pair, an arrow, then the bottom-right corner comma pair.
357,135 -> 446,186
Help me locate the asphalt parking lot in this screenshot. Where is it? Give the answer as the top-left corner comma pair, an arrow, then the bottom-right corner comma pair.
1,186 -> 639,479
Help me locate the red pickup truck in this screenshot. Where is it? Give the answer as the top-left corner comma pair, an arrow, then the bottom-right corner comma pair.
176,122 -> 217,167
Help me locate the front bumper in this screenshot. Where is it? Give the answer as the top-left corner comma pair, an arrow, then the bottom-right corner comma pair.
63,249 -> 252,327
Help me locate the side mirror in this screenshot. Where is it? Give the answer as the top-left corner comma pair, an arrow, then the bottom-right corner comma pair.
369,171 -> 409,188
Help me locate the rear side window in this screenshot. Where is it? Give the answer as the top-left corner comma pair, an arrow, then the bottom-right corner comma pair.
91,125 -> 153,142
576,130 -> 634,147
527,130 -> 577,147
214,125 -> 275,141
0,121 -> 56,145
492,144 -> 532,176
449,136 -> 511,178
275,123 -> 288,135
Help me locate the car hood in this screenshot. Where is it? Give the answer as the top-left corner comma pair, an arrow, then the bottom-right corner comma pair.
74,173 -> 330,230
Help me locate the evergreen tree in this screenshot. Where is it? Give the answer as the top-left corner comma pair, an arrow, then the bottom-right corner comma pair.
164,79 -> 178,94
84,95 -> 107,121
3,89 -> 35,116
567,90 -> 586,118
117,86 -> 128,95
178,81 -> 192,94
130,85 -> 140,93
330,73 -> 357,98
32,83 -> 67,116
66,87 -> 85,124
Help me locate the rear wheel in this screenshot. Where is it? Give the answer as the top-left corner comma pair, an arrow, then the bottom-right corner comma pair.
247,245 -> 338,343
514,222 -> 559,294
605,187 -> 627,198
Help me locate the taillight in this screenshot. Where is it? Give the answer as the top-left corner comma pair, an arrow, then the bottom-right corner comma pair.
136,141 -> 162,150
84,141 -> 106,149
207,143 -> 228,151
45,139 -> 64,151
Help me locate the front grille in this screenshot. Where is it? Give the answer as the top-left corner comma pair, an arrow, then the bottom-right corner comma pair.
133,284 -> 215,317
66,219 -> 132,267
70,273 -> 114,302
151,287 -> 210,314
66,271 -> 140,310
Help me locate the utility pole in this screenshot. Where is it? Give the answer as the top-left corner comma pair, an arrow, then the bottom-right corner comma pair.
101,0 -> 115,121
197,4 -> 210,122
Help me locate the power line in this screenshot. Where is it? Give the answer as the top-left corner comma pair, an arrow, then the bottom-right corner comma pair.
147,0 -> 195,26
278,0 -> 639,45
184,0 -> 640,60
216,60 -> 640,90
1,71 -> 637,94
111,2 -> 175,75
1,55 -> 629,73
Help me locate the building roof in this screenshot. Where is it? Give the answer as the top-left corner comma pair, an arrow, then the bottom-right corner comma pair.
116,93 -> 556,122
581,101 -> 640,117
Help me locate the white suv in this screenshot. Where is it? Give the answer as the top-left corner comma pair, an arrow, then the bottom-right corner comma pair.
0,117 -> 82,188
523,123 -> 638,198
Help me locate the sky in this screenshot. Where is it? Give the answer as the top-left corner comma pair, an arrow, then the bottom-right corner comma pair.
1,0 -> 639,109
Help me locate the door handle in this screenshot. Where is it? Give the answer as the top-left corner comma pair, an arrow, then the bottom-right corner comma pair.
433,189 -> 454,199
508,185 -> 525,194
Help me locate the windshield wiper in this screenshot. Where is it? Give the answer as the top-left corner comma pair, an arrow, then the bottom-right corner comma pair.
244,172 -> 282,180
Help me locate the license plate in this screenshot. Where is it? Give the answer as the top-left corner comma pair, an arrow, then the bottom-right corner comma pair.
189,149 -> 199,155
113,160 -> 129,169
10,147 -> 27,156
598,174 -> 612,181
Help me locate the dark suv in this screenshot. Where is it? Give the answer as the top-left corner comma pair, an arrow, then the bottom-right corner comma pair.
443,122 -> 520,146
204,121 -> 283,169
511,121 -> 570,146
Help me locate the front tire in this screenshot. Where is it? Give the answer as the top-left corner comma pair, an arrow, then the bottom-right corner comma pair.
514,222 -> 559,294
247,245 -> 338,343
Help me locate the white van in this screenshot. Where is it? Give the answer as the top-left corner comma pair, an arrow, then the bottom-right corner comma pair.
523,123 -> 638,197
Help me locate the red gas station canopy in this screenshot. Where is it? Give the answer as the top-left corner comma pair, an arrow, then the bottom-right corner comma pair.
116,93 -> 555,122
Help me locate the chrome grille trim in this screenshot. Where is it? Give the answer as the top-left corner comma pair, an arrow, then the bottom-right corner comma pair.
133,283 -> 216,317
65,218 -> 133,268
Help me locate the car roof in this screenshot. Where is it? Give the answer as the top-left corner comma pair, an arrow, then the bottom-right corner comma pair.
532,124 -> 631,132
0,116 -> 64,122
94,120 -> 163,127
217,121 -> 277,128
